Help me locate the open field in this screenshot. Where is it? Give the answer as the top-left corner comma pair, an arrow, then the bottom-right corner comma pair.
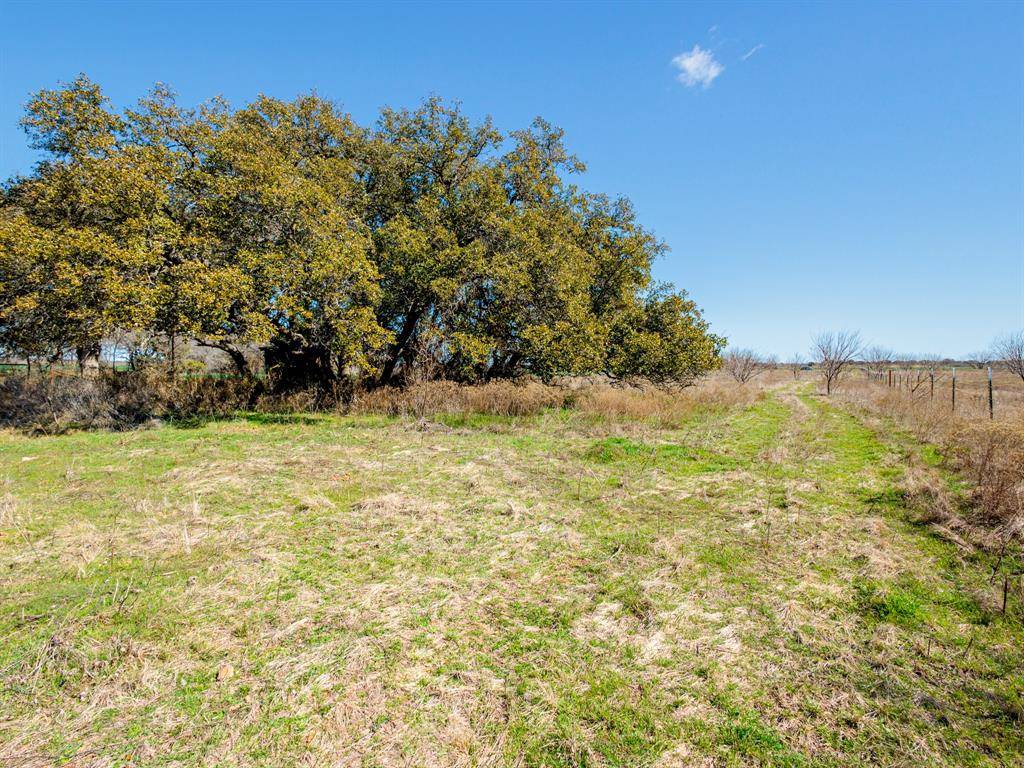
1,381 -> 1022,767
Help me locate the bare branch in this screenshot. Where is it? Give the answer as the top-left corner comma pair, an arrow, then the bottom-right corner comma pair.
992,331 -> 1024,385
811,330 -> 861,395
722,348 -> 764,384
785,353 -> 806,379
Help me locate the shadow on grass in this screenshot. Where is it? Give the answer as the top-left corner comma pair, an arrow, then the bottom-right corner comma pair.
167,411 -> 329,429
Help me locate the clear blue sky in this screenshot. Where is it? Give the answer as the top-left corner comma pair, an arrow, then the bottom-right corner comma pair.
2,1 -> 1021,358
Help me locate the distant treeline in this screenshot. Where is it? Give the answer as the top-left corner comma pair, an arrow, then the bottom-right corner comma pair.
0,77 -> 723,391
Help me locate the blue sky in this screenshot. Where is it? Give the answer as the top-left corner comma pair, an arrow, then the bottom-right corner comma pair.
1,0 -> 1021,357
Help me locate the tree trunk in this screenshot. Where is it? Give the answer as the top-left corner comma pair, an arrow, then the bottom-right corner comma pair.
76,343 -> 101,378
485,351 -> 523,381
378,306 -> 423,386
196,341 -> 251,377
224,346 -> 250,377
263,337 -> 336,393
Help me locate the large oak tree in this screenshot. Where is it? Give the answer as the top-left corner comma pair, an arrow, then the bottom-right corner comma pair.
1,77 -> 724,390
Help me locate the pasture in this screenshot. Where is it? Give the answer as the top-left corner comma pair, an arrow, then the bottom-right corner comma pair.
1,379 -> 1021,766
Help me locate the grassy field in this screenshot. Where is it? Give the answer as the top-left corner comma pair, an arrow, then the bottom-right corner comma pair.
1,382 -> 1022,767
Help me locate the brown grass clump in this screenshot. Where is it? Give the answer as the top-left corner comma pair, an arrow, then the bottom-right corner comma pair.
898,465 -> 961,530
350,380 -> 569,418
949,422 -> 1024,535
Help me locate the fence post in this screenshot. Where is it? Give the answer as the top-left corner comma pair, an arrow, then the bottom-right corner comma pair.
951,366 -> 956,412
929,370 -> 934,399
988,366 -> 994,419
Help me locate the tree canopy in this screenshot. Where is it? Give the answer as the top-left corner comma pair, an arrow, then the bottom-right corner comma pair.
1,77 -> 724,389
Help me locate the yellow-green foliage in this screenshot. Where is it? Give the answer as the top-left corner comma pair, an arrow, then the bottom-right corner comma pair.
1,77 -> 724,387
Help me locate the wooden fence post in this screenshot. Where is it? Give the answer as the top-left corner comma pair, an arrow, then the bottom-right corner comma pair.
951,366 -> 956,412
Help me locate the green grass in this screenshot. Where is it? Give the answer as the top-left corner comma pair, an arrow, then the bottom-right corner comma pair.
0,384 -> 1021,766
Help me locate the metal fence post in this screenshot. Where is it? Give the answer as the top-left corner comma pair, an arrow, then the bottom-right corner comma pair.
988,366 -> 994,419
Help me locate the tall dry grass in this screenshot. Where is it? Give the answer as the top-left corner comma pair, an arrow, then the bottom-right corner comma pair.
840,376 -> 1024,544
571,376 -> 763,425
349,380 -> 567,418
349,375 -> 764,426
2,367 -> 773,436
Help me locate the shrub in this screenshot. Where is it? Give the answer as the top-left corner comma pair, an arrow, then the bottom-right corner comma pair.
0,371 -> 264,433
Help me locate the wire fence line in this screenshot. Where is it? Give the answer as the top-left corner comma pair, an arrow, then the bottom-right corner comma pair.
863,364 -> 1022,422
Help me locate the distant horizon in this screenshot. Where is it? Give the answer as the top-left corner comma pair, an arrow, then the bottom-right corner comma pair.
0,340 -> 1013,370
2,1 -> 1021,357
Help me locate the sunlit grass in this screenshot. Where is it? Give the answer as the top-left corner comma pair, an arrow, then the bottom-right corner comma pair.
1,385 -> 1021,766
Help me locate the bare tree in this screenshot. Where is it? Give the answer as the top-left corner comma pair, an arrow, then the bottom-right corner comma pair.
861,345 -> 892,380
812,331 -> 861,395
723,348 -> 764,384
786,353 -> 805,379
992,331 -> 1024,385
963,350 -> 992,370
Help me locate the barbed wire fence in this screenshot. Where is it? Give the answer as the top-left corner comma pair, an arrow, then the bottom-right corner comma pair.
863,364 -> 1016,421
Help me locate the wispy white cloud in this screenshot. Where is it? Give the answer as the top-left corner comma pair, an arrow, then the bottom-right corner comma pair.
708,24 -> 718,34
671,45 -> 724,89
741,43 -> 764,61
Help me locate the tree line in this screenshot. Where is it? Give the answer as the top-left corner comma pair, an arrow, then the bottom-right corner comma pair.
0,76 -> 724,391
722,329 -> 1024,394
